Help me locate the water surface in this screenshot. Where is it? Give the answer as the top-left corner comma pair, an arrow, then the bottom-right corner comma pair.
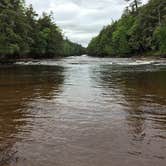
0,56 -> 166,166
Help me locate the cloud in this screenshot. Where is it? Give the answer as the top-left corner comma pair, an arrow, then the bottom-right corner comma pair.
25,0 -> 148,47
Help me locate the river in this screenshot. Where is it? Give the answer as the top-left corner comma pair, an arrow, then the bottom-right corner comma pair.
0,56 -> 166,166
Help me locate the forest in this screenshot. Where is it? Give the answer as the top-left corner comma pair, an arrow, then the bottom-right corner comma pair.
0,0 -> 85,60
87,0 -> 166,57
0,0 -> 166,60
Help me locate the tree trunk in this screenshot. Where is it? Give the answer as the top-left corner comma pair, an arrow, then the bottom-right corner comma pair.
134,0 -> 138,10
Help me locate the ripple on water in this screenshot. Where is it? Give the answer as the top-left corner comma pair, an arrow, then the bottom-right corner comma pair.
0,56 -> 166,166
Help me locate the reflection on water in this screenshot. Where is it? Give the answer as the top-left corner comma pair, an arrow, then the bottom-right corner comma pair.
0,56 -> 166,166
0,65 -> 64,165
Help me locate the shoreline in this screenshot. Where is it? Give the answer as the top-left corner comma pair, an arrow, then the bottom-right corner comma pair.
0,54 -> 165,65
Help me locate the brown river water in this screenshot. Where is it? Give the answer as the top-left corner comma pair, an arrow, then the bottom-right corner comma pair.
0,56 -> 166,166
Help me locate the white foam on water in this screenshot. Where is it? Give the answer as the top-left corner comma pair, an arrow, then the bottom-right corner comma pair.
115,60 -> 156,66
15,61 -> 39,65
15,57 -> 166,67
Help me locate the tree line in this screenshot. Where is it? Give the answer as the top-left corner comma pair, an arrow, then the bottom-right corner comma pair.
87,0 -> 166,57
0,0 -> 85,60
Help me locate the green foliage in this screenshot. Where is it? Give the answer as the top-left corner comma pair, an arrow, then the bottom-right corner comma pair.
33,13 -> 64,58
153,26 -> 166,54
63,39 -> 85,56
88,0 -> 166,57
0,0 -> 85,59
112,15 -> 135,55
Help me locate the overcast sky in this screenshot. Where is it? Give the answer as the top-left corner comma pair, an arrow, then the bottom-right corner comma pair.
25,0 -> 148,46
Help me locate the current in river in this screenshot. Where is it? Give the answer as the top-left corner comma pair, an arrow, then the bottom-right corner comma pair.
0,56 -> 166,166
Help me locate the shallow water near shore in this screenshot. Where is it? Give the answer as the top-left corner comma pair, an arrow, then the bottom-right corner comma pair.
0,56 -> 166,166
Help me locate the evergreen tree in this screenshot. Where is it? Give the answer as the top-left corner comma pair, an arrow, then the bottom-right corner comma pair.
125,0 -> 142,12
88,0 -> 166,57
0,0 -> 85,60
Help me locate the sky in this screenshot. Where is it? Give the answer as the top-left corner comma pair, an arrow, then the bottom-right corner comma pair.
25,0 -> 148,47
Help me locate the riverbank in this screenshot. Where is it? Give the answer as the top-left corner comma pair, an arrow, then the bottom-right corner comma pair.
0,59 -> 17,65
0,53 -> 165,65
87,53 -> 166,59
0,57 -> 64,65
